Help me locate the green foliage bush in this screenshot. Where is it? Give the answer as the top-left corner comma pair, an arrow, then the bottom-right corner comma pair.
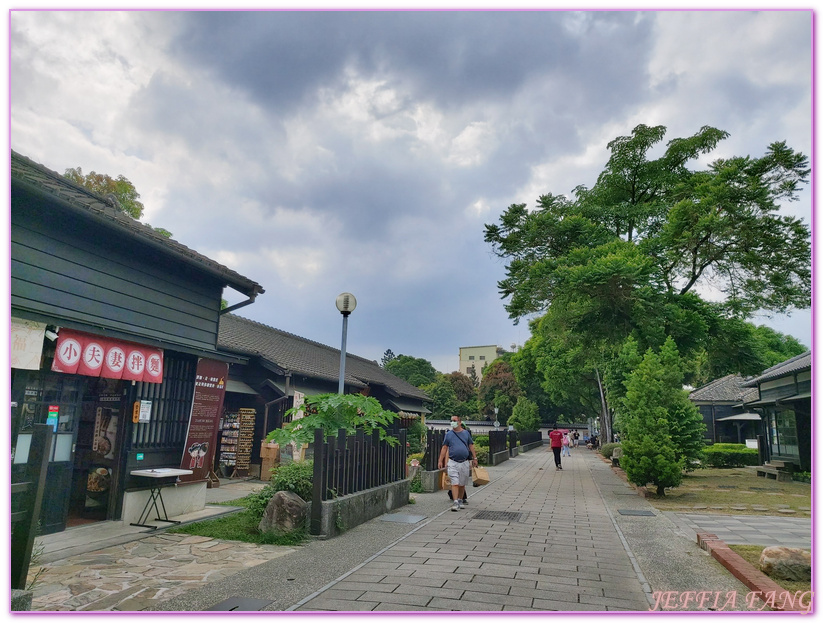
600,442 -> 621,459
271,460 -> 314,500
245,460 -> 315,521
793,471 -> 811,483
406,452 -> 425,465
472,435 -> 490,448
475,446 -> 490,465
409,470 -> 423,493
407,418 -> 427,454
245,485 -> 276,520
702,444 -> 759,468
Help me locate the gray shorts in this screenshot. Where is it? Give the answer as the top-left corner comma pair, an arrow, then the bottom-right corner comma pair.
447,459 -> 471,486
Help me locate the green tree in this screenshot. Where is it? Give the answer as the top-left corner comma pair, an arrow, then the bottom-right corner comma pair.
486,125 -> 810,321
751,325 -> 806,367
444,372 -> 476,403
478,360 -> 521,420
64,166 -> 173,238
420,376 -> 459,420
620,338 -> 706,495
266,393 -> 400,447
507,396 -> 541,432
64,167 -> 145,219
619,349 -> 684,496
380,349 -> 396,368
384,355 -> 438,387
656,337 -> 706,471
484,124 -> 810,433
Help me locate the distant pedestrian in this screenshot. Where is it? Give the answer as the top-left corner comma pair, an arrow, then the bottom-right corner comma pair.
548,424 -> 563,469
438,415 -> 477,511
573,430 -> 580,447
561,432 -> 571,457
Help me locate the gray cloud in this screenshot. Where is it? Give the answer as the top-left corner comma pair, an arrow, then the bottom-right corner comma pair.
10,9 -> 813,372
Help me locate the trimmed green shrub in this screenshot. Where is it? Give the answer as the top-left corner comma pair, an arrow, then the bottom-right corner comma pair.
702,444 -> 758,468
475,447 -> 490,465
600,443 -> 621,459
406,452 -> 425,465
793,471 -> 811,483
472,435 -> 490,448
271,460 -> 314,500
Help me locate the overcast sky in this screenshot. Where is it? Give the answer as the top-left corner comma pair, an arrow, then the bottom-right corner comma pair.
9,9 -> 813,373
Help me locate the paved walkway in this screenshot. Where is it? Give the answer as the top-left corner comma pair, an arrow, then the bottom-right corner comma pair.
665,512 -> 811,548
26,450 -> 811,612
292,448 -> 651,611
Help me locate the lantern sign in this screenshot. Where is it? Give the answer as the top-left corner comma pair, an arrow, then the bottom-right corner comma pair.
52,329 -> 164,383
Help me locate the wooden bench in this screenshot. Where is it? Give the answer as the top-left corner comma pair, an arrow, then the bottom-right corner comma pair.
611,447 -> 623,467
756,465 -> 793,482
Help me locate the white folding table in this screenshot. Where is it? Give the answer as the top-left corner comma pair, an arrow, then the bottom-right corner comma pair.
129,468 -> 193,530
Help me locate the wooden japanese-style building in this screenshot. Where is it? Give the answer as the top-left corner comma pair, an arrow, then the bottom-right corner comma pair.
11,150 -> 264,534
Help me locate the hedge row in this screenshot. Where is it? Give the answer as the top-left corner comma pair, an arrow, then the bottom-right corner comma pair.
703,444 -> 759,468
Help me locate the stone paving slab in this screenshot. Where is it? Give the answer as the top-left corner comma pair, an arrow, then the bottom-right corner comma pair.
28,533 -> 295,611
295,450 -> 652,612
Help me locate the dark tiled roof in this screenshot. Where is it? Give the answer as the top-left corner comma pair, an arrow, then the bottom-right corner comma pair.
742,351 -> 811,387
218,313 -> 430,402
11,150 -> 263,298
689,374 -> 749,402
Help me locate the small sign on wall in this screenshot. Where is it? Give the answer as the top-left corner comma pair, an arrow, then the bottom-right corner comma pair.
139,400 -> 152,423
47,405 -> 59,431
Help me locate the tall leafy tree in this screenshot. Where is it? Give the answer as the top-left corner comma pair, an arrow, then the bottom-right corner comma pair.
380,349 -> 396,368
64,166 -> 173,238
477,359 -> 521,420
485,125 -> 810,320
620,338 -> 706,496
384,355 -> 438,387
508,396 -> 541,432
444,372 -> 477,403
484,124 -> 810,432
420,376 -> 459,420
64,167 -> 145,219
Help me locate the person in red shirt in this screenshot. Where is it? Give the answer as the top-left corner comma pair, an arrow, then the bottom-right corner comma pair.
548,424 -> 564,470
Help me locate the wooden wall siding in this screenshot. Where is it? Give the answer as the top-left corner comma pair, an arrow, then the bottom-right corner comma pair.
12,192 -> 225,353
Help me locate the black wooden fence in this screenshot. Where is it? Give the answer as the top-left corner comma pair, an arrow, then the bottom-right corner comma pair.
424,428 -> 446,471
489,430 -> 508,456
311,427 -> 406,533
11,424 -> 52,590
518,431 -> 543,447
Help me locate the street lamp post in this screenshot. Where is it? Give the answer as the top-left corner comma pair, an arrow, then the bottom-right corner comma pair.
335,293 -> 357,394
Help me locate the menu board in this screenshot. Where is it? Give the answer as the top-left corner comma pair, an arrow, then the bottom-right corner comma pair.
233,408 -> 256,477
178,358 -> 228,482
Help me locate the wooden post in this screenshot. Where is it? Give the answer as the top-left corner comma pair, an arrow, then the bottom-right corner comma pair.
11,424 -> 53,590
310,428 -> 324,535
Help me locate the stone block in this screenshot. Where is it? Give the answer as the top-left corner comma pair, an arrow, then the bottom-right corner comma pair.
258,490 -> 308,534
11,589 -> 32,611
759,546 -> 811,581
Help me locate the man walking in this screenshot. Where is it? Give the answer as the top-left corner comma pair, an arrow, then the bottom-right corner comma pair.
548,424 -> 564,469
438,415 -> 478,511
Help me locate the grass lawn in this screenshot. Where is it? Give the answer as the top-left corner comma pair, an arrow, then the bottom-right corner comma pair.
167,494 -> 309,546
728,544 -> 811,595
640,468 -> 811,516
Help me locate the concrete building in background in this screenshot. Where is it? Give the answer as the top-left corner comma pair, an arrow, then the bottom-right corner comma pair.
458,345 -> 507,379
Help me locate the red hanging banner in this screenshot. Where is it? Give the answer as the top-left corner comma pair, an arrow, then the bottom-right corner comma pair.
52,329 -> 164,384
102,344 -> 127,379
77,336 -> 109,377
122,346 -> 148,382
52,330 -> 86,374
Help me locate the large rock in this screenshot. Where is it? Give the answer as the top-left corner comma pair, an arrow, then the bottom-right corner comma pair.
759,546 -> 812,581
258,490 -> 309,534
